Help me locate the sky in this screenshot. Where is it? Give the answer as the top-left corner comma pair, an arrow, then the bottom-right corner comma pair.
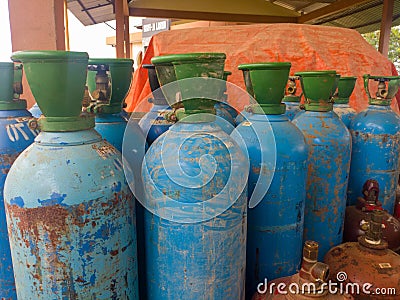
0,0 -> 141,61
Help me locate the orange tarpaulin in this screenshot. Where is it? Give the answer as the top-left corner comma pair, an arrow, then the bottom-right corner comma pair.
126,23 -> 399,113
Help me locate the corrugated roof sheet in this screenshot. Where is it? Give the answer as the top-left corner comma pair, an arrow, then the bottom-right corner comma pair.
67,0 -> 116,26
67,0 -> 399,34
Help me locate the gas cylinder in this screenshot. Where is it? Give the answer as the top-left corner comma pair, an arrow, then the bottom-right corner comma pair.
232,63 -> 308,298
29,103 -> 42,118
86,58 -> 138,152
347,75 -> 400,212
344,179 -> 400,251
213,70 -> 235,134
138,64 -> 174,145
235,109 -> 252,126
325,210 -> 400,299
214,71 -> 236,127
252,241 -> 352,300
5,51 -> 139,299
0,62 -> 38,299
332,76 -> 357,128
292,71 -> 351,260
283,76 -> 302,121
218,71 -> 238,120
143,53 -> 247,299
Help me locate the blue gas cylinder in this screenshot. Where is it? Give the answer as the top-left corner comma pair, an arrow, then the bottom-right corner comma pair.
5,51 -> 139,299
139,64 -> 173,145
284,101 -> 301,120
86,58 -> 138,152
214,70 -> 235,134
332,76 -> 357,128
215,102 -> 235,133
93,112 -> 127,152
333,103 -> 356,128
143,119 -> 247,299
139,101 -> 172,145
0,62 -> 38,299
292,71 -> 351,261
92,113 -> 129,153
233,63 -> 308,298
219,102 -> 238,120
235,109 -> 251,125
220,71 -> 238,120
29,103 -> 42,118
347,75 -> 400,212
142,53 -> 248,299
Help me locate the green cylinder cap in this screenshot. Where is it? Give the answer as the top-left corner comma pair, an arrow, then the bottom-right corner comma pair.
330,74 -> 341,99
223,71 -> 232,81
87,58 -> 133,114
11,51 -> 93,131
295,71 -> 337,112
363,74 -> 400,106
151,55 -> 179,107
153,53 -> 226,120
0,62 -> 27,110
220,70 -> 232,101
333,76 -> 357,104
172,53 -> 225,115
238,62 -> 291,115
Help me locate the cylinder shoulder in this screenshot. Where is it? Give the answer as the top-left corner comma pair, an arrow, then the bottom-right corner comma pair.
4,139 -> 127,208
350,109 -> 400,134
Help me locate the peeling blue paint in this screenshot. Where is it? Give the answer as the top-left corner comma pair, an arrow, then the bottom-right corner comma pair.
10,196 -> 24,208
4,130 -> 139,299
143,121 -> 247,299
0,108 -> 37,299
37,192 -> 67,207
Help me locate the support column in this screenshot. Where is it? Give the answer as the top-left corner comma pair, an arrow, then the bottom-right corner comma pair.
8,0 -> 65,51
8,0 -> 66,108
378,0 -> 394,57
115,0 -> 125,58
124,16 -> 131,58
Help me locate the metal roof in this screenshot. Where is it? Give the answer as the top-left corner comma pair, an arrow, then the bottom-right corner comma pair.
67,0 -> 399,33
296,0 -> 400,34
67,0 -> 116,26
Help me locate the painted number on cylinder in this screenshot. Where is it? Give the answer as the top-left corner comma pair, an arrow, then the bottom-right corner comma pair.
6,123 -> 36,142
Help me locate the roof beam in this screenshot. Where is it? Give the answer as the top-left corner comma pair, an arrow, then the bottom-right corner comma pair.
378,0 -> 394,56
128,8 -> 298,23
298,0 -> 373,24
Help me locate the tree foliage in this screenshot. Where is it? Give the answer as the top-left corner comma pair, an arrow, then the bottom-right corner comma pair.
362,26 -> 400,71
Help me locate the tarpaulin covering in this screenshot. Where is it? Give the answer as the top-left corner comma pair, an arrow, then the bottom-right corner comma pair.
127,23 -> 399,113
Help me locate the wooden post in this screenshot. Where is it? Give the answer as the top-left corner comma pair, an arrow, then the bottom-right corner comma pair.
8,0 -> 66,108
378,0 -> 394,57
124,16 -> 131,58
115,0 -> 125,58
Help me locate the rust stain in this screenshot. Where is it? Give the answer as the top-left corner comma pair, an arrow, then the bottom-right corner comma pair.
91,143 -> 118,160
0,152 -> 20,174
5,189 -> 134,297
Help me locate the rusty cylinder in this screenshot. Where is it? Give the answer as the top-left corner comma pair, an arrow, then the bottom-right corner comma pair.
325,210 -> 400,299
